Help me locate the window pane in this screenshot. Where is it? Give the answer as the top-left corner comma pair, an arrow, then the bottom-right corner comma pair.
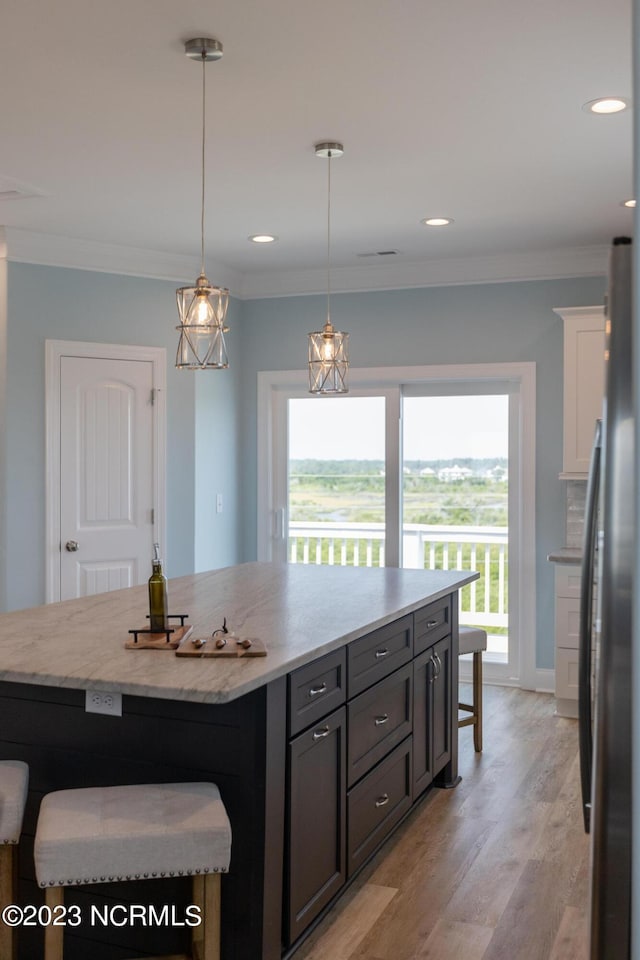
288,397 -> 386,567
402,395 -> 509,661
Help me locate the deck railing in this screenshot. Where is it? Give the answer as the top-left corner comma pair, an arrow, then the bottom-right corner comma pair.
288,521 -> 508,629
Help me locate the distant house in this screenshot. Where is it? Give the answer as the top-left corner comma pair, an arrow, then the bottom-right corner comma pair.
485,465 -> 509,483
437,465 -> 473,483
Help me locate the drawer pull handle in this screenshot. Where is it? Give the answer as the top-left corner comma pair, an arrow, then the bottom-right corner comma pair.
426,619 -> 439,628
375,793 -> 390,808
374,714 -> 389,726
312,726 -> 331,741
309,682 -> 327,697
375,648 -> 389,659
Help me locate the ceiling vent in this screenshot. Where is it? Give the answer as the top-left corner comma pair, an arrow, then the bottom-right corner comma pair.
357,250 -> 399,258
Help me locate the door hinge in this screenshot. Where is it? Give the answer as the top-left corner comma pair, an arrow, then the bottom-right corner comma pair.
150,388 -> 155,406
151,507 -> 155,525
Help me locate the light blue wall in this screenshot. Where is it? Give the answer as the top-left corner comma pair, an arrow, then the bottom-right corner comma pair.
239,276 -> 607,671
4,261 -> 241,611
1,260 -> 607,670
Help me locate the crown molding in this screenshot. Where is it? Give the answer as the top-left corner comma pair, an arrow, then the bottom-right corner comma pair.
1,226 -> 243,296
0,226 -> 608,300
238,244 -> 609,298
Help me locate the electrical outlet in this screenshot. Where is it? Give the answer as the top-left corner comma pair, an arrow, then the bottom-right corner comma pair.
85,690 -> 122,717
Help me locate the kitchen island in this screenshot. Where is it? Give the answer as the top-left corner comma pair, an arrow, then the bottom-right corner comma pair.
0,562 -> 477,960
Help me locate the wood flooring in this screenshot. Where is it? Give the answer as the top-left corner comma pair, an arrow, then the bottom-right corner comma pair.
294,684 -> 590,960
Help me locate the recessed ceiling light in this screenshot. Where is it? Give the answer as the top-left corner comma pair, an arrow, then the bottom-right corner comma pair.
421,217 -> 454,227
583,97 -> 629,114
249,234 -> 278,243
622,199 -> 636,208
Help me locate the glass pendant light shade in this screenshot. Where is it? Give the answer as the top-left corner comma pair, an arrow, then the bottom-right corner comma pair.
176,38 -> 229,370
176,274 -> 229,369
308,322 -> 349,393
308,141 -> 349,394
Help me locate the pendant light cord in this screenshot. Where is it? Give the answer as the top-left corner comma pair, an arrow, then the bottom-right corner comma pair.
200,51 -> 206,278
326,151 -> 332,327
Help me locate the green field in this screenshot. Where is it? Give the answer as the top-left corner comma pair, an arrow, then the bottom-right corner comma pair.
288,459 -> 509,635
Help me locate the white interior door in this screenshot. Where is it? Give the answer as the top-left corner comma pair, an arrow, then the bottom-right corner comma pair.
59,355 -> 155,600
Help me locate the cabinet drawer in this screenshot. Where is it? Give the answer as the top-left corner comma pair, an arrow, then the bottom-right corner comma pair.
347,663 -> 412,787
288,648 -> 347,737
555,647 -> 579,700
555,596 -> 581,650
348,615 -> 413,697
555,565 -> 582,599
414,596 -> 452,655
347,737 -> 412,877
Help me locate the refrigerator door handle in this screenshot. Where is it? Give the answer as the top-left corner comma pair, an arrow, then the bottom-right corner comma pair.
578,418 -> 601,834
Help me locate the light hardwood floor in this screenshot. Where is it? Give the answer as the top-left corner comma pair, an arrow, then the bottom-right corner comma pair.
294,684 -> 590,960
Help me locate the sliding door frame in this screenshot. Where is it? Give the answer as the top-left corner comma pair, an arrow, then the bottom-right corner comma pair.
257,362 -> 536,689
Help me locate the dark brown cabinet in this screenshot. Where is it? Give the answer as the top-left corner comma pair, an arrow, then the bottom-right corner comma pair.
285,595 -> 457,950
286,706 -> 347,946
413,633 -> 453,798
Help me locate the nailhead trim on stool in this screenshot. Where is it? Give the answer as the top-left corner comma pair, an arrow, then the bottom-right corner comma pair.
34,781 -> 231,960
0,761 -> 29,960
458,626 -> 487,753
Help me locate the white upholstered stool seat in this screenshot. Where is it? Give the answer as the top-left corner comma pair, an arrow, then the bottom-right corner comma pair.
458,626 -> 487,753
34,781 -> 231,960
0,760 -> 29,960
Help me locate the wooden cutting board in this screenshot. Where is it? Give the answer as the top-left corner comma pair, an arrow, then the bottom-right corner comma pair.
125,625 -> 193,650
175,634 -> 267,658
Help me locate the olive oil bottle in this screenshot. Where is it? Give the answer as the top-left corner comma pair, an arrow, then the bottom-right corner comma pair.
148,543 -> 168,633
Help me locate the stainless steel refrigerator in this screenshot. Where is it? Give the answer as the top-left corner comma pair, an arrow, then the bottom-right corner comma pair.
579,236 -> 633,959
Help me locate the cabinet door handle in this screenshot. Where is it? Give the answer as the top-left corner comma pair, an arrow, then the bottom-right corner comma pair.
375,648 -> 389,659
429,654 -> 436,683
426,619 -> 439,628
312,726 -> 331,741
375,793 -> 390,808
374,713 -> 389,726
434,651 -> 442,679
309,682 -> 327,697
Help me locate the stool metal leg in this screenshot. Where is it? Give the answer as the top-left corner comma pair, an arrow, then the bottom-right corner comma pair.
473,650 -> 483,752
0,845 -> 17,960
44,887 -> 64,960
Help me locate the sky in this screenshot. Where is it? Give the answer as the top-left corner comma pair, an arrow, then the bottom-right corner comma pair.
288,395 -> 509,461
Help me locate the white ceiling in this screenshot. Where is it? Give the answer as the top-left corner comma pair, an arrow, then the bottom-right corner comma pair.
0,0 -> 633,295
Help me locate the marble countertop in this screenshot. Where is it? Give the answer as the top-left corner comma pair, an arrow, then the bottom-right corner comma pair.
0,562 -> 478,704
547,548 -> 583,565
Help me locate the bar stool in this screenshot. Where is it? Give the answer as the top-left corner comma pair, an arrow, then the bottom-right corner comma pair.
34,781 -> 231,960
458,625 -> 487,752
0,760 -> 29,960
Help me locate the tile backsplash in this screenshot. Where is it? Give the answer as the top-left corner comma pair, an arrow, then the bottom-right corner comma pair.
566,479 -> 587,548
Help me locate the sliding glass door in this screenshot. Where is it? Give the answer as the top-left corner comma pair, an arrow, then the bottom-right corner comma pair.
259,363 -> 534,686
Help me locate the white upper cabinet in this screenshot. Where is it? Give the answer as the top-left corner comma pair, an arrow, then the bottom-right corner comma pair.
554,305 -> 605,477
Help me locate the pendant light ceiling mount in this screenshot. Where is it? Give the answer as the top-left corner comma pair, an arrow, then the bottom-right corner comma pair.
308,140 -> 349,395
314,141 -> 344,159
184,37 -> 223,62
175,35 -> 230,370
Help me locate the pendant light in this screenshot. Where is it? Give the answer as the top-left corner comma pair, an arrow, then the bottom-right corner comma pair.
308,142 -> 349,394
176,38 -> 230,370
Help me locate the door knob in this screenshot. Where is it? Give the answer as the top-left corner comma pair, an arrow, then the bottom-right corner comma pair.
65,540 -> 79,552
